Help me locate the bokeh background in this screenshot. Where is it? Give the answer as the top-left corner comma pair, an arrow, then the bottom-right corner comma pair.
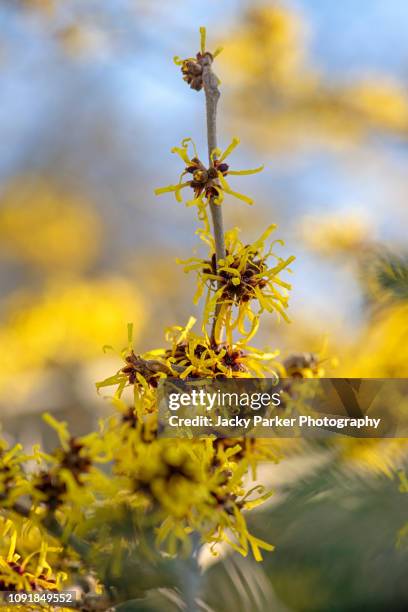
0,2 -> 407,610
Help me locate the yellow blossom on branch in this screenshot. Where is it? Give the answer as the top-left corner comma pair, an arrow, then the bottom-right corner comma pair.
154,136 -> 264,219
164,318 -> 283,379
179,225 -> 295,340
1,403 -> 277,567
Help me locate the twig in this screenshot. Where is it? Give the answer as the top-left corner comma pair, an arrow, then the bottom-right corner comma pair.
202,55 -> 226,344
202,56 -> 224,264
182,532 -> 202,612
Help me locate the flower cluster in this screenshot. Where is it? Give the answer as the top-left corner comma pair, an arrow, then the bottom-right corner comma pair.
164,317 -> 283,379
155,137 -> 264,221
109,414 -> 274,560
0,26 -> 301,607
0,442 -> 25,504
90,310 -> 286,560
0,516 -> 66,593
1,402 -> 277,571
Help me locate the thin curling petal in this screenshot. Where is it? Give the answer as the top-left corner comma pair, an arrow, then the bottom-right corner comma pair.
225,227 -> 240,252
213,46 -> 224,58
243,315 -> 260,343
210,147 -> 222,163
212,184 -> 224,206
7,528 -> 17,562
157,134 -> 261,216
257,224 -> 278,245
180,222 -> 295,334
228,165 -> 264,176
181,137 -> 198,159
218,174 -> 254,205
269,276 -> 292,290
154,182 -> 190,203
197,225 -> 215,250
269,255 -> 296,276
42,413 -> 70,449
171,145 -> 192,165
200,26 -> 207,54
219,137 -> 240,162
185,197 -> 201,208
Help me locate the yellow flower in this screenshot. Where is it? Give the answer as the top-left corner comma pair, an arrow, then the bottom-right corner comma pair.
164,318 -> 282,379
180,225 -> 295,340
31,438 -> 93,512
173,26 -> 223,91
100,317 -> 284,405
109,426 -> 273,560
214,437 -> 282,480
96,321 -> 178,412
0,441 -> 31,505
154,137 -> 263,217
0,516 -> 67,593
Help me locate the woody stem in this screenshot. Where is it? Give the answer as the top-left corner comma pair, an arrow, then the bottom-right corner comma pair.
202,56 -> 226,343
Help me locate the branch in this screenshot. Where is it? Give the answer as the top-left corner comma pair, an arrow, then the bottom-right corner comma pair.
202,57 -> 224,265
202,55 -> 226,344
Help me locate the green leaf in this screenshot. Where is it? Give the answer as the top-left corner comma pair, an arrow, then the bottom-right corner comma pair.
366,251 -> 408,303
